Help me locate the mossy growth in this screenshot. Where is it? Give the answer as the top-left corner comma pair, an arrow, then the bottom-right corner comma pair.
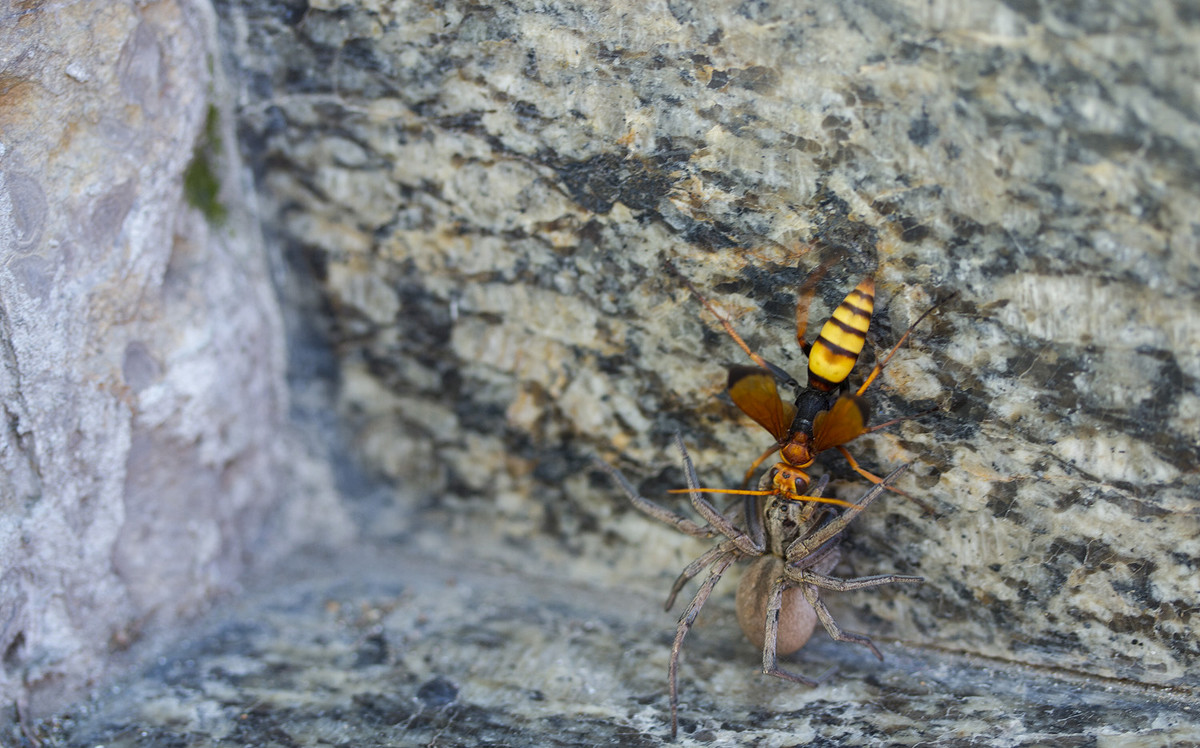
183,104 -> 227,226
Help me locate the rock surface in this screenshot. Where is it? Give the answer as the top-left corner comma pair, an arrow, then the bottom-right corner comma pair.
2,0 -> 1198,739
220,0 -> 1199,697
25,542 -> 1200,746
0,0 -> 347,716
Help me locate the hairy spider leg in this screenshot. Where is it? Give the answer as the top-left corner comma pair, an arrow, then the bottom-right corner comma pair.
669,554 -> 736,740
592,457 -> 716,539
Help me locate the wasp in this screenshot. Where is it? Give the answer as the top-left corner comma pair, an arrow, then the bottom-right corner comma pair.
598,437 -> 922,738
666,260 -> 952,506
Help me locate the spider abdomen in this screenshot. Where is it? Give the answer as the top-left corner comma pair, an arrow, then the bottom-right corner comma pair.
736,556 -> 817,656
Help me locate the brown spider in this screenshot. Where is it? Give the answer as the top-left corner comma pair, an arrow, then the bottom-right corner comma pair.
599,434 -> 922,738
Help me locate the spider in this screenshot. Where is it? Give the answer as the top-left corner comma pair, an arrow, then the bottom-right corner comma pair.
599,434 -> 922,738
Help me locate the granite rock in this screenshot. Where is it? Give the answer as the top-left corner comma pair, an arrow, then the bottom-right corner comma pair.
3,0 -> 1199,739
0,0 -> 348,717
27,542 -> 1200,746
219,0 -> 1199,696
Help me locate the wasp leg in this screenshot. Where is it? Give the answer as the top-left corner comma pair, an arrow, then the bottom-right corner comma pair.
854,291 -> 957,397
664,260 -> 799,389
862,407 -> 939,435
835,445 -> 902,490
834,446 -> 934,513
793,255 -> 837,356
740,441 -> 781,490
669,554 -> 736,740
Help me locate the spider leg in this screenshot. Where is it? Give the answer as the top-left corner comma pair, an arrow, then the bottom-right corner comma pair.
760,576 -> 823,686
792,464 -> 908,555
799,570 -> 924,591
593,457 -> 715,538
810,472 -> 832,496
785,534 -> 838,570
743,495 -> 765,550
740,467 -> 784,550
800,584 -> 884,661
835,446 -> 933,513
669,554 -> 736,740
675,434 -> 762,554
664,539 -> 744,610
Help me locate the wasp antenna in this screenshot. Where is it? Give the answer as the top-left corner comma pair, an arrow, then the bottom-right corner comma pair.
854,287 -> 955,397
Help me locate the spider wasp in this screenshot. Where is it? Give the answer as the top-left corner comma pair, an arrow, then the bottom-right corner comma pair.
598,437 -> 921,738
665,259 -> 953,507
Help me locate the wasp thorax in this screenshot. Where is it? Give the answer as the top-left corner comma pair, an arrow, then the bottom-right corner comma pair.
736,556 -> 818,655
780,434 -> 815,468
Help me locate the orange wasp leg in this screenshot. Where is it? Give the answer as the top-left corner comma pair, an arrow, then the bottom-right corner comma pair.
835,445 -> 935,513
834,292 -> 954,513
862,407 -> 940,435
663,261 -> 796,386
835,445 -> 893,488
740,442 -> 782,490
793,256 -> 836,356
855,291 -> 958,397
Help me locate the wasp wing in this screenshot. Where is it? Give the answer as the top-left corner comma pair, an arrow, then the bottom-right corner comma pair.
727,365 -> 797,442
812,394 -> 871,452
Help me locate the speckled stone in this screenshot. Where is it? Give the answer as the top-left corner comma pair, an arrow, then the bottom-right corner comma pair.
0,0 -> 349,717
216,0 -> 1199,702
24,542 -> 1200,746
7,0 -> 1200,739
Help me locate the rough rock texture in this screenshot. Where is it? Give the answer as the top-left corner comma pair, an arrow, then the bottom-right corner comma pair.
5,0 -> 1199,741
0,0 -> 346,716
217,0 -> 1199,700
25,542 -> 1200,746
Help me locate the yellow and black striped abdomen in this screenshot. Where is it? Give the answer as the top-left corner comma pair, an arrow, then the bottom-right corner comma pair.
807,278 -> 874,391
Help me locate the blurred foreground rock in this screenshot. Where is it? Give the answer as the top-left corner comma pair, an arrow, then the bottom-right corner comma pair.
0,0 -> 347,716
24,542 -> 1200,746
